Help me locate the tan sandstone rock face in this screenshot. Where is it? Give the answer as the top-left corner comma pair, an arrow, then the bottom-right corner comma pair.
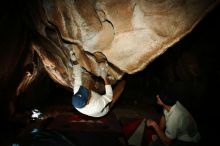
16,0 -> 219,94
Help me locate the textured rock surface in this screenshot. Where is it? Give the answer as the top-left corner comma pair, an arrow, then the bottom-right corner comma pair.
23,0 -> 218,90
0,0 -> 219,96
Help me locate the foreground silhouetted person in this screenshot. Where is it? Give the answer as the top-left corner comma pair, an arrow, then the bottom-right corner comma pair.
147,90 -> 200,146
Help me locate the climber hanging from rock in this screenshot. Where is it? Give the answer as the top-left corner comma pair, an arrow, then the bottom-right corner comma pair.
70,40 -> 126,117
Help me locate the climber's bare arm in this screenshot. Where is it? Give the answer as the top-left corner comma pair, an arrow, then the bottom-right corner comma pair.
110,79 -> 126,108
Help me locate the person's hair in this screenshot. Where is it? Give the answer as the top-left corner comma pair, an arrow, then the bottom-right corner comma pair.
158,89 -> 177,106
